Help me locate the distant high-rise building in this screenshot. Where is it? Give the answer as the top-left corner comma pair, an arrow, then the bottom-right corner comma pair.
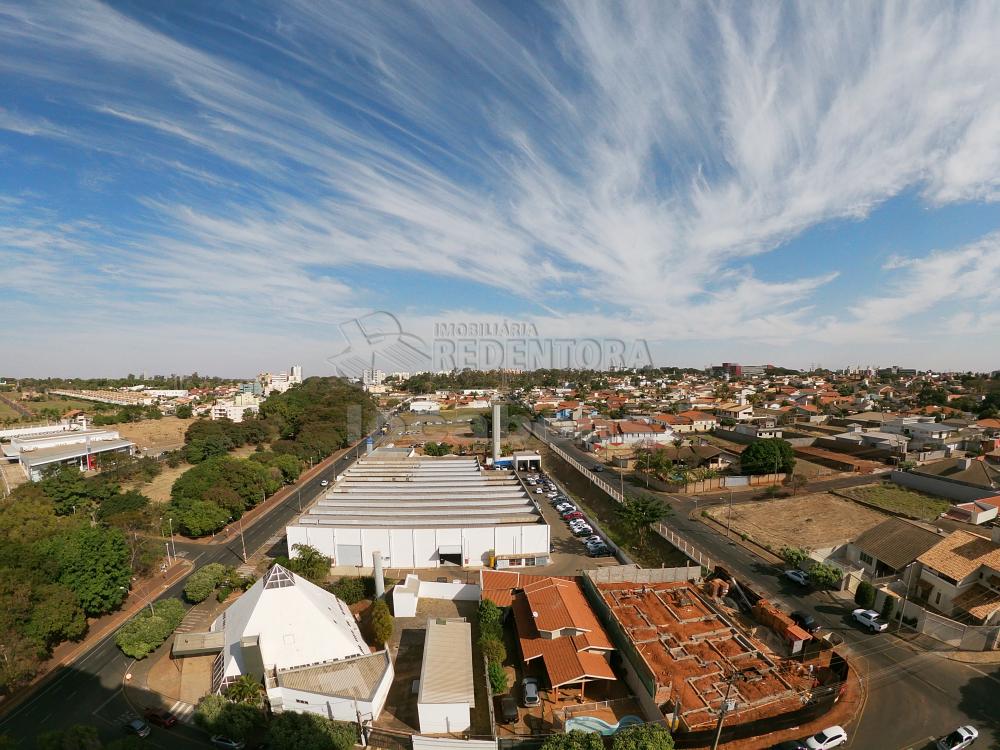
363,368 -> 385,387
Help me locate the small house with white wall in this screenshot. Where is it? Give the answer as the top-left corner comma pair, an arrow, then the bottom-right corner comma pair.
417,618 -> 475,735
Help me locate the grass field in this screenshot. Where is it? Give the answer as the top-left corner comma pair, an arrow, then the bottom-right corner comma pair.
837,483 -> 951,521
705,493 -> 887,553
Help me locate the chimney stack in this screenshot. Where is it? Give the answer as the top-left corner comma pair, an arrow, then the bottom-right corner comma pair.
372,551 -> 385,598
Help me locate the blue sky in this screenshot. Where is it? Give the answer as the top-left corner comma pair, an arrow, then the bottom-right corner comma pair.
2,1 -> 1000,377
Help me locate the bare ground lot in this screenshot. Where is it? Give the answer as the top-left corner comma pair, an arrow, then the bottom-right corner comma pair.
705,492 -> 888,552
117,416 -> 192,453
129,444 -> 259,504
835,482 -> 951,521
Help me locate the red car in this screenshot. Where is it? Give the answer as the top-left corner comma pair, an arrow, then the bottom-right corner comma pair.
143,708 -> 178,728
562,511 -> 585,521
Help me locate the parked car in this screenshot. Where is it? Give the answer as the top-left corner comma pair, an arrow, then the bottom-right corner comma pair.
568,517 -> 589,527
852,609 -> 888,633
554,503 -> 575,512
936,725 -> 979,750
790,611 -> 819,634
498,695 -> 519,724
535,488 -> 545,494
320,480 -> 329,487
769,742 -> 809,750
143,708 -> 177,728
562,511 -> 585,522
591,465 -> 604,472
587,545 -> 611,557
784,569 -> 810,586
521,677 -> 540,707
124,719 -> 151,738
572,526 -> 594,537
804,726 -> 847,749
211,737 -> 247,750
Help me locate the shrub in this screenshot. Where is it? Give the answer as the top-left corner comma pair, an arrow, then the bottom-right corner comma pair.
369,600 -> 394,647
881,594 -> 896,621
611,723 -> 675,750
478,636 -> 506,664
115,598 -> 186,659
267,711 -> 358,750
184,563 -> 229,603
779,546 -> 809,567
194,694 -> 262,741
854,580 -> 876,610
807,562 -> 842,589
487,659 -> 508,694
330,576 -> 367,605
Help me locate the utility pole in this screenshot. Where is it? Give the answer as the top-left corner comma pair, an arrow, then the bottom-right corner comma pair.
726,487 -> 734,538
165,542 -> 172,565
710,672 -> 739,750
168,517 -> 176,558
896,563 -> 914,631
239,516 -> 248,563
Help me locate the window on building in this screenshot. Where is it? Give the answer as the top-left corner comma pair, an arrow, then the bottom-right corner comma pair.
935,592 -> 941,605
860,552 -> 874,566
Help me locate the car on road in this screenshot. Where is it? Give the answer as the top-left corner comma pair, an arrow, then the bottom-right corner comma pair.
804,725 -> 847,749
124,719 -> 151,738
320,480 -> 329,487
587,545 -> 611,557
784,569 -> 810,586
591,465 -> 604,472
936,725 -> 979,750
768,742 -> 808,750
790,611 -> 819,634
497,695 -> 519,724
143,707 -> 177,728
521,677 -> 540,707
211,737 -> 247,750
852,608 -> 888,633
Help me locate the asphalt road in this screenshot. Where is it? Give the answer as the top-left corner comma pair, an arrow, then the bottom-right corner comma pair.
541,426 -> 1000,750
0,420 -> 389,748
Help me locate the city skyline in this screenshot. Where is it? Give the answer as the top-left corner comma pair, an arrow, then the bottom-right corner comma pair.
2,1 -> 1000,376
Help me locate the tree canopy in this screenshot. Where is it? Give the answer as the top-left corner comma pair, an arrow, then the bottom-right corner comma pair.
740,438 -> 796,475
267,712 -> 357,750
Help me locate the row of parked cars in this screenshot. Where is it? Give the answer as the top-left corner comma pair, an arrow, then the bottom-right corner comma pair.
525,472 -> 611,557
124,707 -> 247,748
771,723 -> 979,750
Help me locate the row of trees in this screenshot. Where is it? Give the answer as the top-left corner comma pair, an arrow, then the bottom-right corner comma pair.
540,724 -> 674,750
0,469 -> 152,694
184,563 -> 255,604
478,599 -> 508,694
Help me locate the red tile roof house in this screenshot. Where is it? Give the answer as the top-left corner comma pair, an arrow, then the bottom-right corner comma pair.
583,420 -> 677,451
650,413 -> 695,433
481,572 -> 616,699
677,410 -> 718,432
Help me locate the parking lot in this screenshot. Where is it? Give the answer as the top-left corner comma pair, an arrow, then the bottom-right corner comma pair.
517,469 -> 618,577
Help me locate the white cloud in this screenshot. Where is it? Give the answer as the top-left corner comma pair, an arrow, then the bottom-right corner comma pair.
1,1 -> 999,372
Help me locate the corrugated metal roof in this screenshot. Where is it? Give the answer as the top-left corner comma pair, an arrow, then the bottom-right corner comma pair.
418,618 -> 475,706
276,651 -> 391,701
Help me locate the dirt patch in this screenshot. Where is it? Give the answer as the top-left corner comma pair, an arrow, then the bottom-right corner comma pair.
835,482 -> 951,521
129,444 -> 260,504
117,416 -> 192,453
705,492 -> 887,552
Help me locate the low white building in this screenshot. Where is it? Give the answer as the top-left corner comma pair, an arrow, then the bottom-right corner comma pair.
417,618 -> 475,734
2,428 -> 135,480
211,392 -> 261,423
410,400 -> 441,413
287,450 -> 550,569
173,564 -> 393,722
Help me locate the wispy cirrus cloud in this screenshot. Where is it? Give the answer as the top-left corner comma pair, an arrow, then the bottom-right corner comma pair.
0,0 -> 999,374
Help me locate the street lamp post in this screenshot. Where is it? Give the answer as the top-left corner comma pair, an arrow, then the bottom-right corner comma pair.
168,517 -> 176,559
726,488 -> 734,538
239,516 -> 248,563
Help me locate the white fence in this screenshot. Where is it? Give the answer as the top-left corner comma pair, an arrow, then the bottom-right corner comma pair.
585,564 -> 700,585
393,573 -> 481,617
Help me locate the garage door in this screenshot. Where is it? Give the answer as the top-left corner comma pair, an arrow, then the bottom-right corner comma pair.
336,544 -> 363,566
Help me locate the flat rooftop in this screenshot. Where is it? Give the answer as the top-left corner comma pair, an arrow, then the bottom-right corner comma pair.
293,455 -> 543,528
18,439 -> 134,467
596,580 -> 812,732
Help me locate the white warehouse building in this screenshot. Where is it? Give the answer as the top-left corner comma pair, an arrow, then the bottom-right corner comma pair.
287,449 -> 550,570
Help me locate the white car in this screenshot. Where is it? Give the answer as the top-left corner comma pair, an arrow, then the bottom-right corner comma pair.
852,608 -> 887,633
937,725 -> 979,750
320,480 -> 329,487
535,488 -> 545,494
805,725 -> 847,749
784,569 -> 810,586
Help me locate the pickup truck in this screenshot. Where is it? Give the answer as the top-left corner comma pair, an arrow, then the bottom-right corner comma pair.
852,608 -> 888,633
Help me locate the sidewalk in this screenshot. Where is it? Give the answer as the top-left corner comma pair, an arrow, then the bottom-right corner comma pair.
0,558 -> 193,718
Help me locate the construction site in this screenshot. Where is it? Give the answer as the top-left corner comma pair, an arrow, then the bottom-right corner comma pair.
588,573 -> 845,738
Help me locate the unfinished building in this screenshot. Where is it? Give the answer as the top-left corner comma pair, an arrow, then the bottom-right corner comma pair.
586,573 -> 832,735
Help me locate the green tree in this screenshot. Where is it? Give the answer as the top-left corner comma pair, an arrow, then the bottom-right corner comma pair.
43,526 -> 132,616
35,724 -> 102,750
169,499 -> 231,537
807,563 -> 842,589
24,583 -> 87,649
487,659 -> 508,695
539,731 -> 603,750
739,438 -> 796,475
616,496 -> 667,546
267,712 -> 358,750
194,694 -> 263,741
329,576 -> 369,605
478,637 -> 506,664
184,563 -> 229,603
369,599 -> 394,647
881,593 -> 896,621
283,545 -> 331,583
225,674 -> 265,708
779,546 -> 809,567
611,723 -> 674,750
854,580 -> 876,609
115,598 -> 186,659
175,404 -> 193,419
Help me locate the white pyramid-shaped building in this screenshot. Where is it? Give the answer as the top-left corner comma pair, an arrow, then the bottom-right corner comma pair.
200,564 -> 394,721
